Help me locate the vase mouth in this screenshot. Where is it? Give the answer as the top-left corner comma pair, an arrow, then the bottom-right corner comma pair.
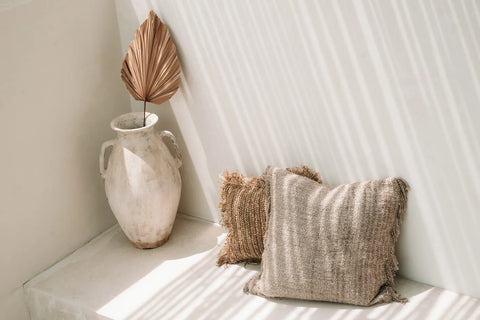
111,112 -> 158,133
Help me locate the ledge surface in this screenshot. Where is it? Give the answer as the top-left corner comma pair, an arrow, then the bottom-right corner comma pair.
25,215 -> 480,320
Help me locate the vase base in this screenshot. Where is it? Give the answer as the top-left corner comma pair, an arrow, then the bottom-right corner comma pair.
131,235 -> 170,249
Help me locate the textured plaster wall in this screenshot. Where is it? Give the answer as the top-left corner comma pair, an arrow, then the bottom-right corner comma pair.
115,0 -> 480,299
0,0 -> 131,318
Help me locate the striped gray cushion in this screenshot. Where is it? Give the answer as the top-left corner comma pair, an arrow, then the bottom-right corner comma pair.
244,167 -> 409,306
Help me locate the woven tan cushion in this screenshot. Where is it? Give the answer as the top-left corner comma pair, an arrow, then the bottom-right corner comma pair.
244,167 -> 409,306
217,166 -> 321,266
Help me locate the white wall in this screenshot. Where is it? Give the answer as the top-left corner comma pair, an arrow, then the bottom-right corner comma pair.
115,0 -> 480,299
0,0 -> 131,318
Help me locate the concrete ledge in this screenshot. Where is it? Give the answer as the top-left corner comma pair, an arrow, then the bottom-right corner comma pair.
25,216 -> 480,320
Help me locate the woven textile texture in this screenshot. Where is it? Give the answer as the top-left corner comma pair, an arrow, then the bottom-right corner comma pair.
244,167 -> 409,306
217,166 -> 321,266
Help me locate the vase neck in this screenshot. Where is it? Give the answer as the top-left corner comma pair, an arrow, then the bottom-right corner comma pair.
117,126 -> 156,139
111,112 -> 158,135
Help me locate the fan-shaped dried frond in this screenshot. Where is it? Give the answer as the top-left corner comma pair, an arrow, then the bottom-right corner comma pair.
121,11 -> 180,105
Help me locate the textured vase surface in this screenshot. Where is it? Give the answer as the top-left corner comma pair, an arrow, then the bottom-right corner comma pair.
100,112 -> 182,248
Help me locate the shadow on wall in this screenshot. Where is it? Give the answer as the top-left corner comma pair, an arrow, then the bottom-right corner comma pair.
114,0 -> 480,298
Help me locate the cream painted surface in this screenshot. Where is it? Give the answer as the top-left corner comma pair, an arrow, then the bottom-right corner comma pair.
0,0 -> 131,318
0,288 -> 30,320
0,0 -> 31,13
115,0 -> 480,299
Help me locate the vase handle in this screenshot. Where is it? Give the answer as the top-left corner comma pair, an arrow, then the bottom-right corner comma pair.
100,140 -> 115,178
160,131 -> 182,168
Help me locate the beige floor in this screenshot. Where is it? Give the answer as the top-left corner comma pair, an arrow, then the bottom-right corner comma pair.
25,216 -> 480,320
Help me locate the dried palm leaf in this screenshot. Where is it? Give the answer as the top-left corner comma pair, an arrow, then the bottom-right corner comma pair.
121,10 -> 180,126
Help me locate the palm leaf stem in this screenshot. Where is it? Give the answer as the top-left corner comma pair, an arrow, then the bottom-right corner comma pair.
144,100 -> 147,127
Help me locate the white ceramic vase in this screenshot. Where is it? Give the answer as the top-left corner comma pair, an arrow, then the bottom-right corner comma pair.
99,112 -> 182,248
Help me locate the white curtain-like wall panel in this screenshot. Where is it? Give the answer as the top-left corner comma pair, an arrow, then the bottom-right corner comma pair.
115,0 -> 480,299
